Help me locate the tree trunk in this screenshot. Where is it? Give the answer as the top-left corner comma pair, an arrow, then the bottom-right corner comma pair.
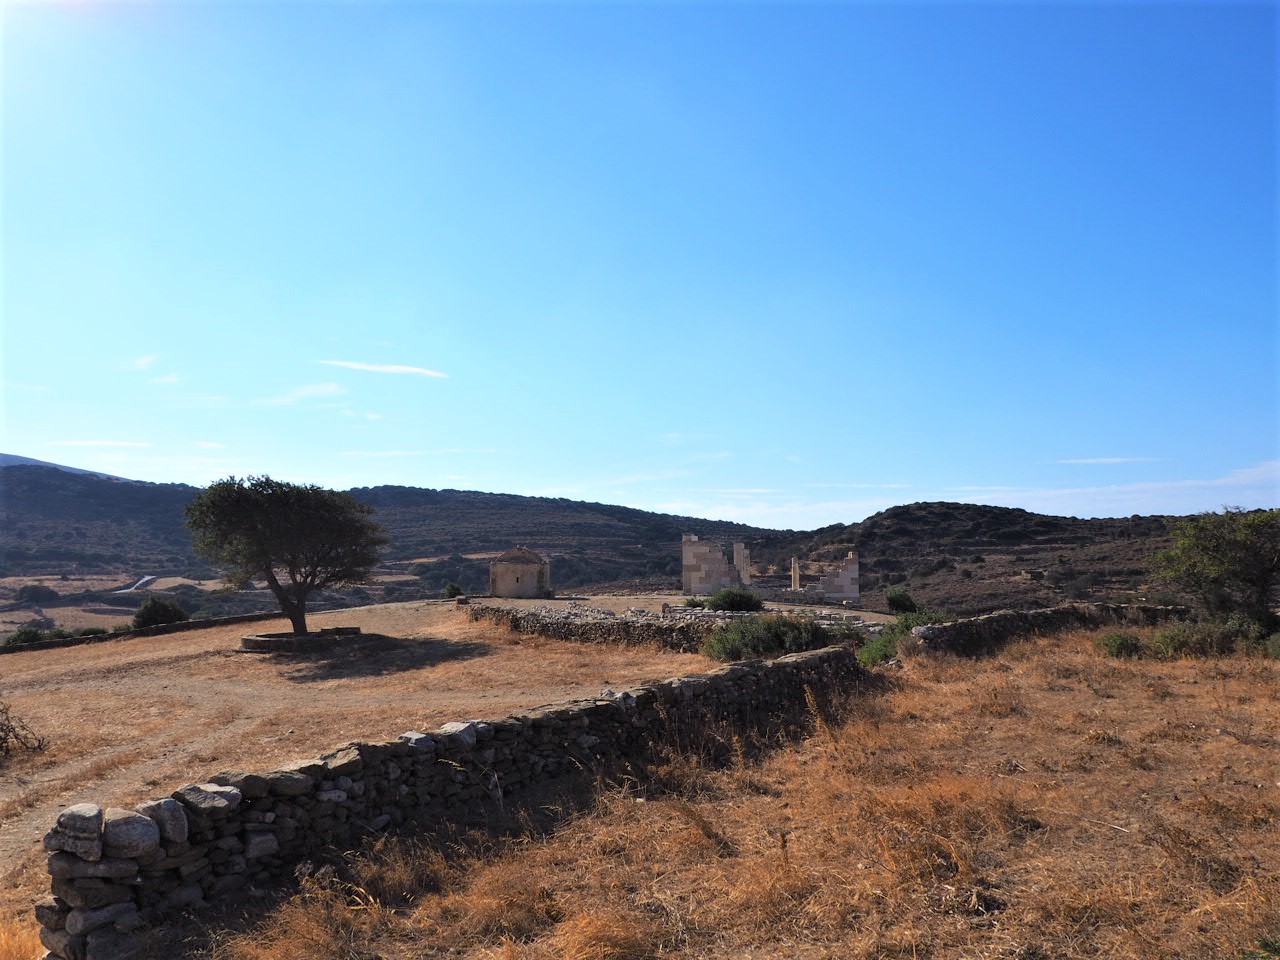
265,575 -> 309,635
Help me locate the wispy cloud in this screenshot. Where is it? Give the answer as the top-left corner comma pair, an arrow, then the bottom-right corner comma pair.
132,354 -> 160,371
194,441 -> 225,449
264,383 -> 348,405
47,440 -> 150,448
318,360 -> 447,378
1057,457 -> 1156,465
702,487 -> 783,495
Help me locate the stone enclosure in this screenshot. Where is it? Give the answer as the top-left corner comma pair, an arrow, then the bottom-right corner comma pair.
36,640 -> 864,960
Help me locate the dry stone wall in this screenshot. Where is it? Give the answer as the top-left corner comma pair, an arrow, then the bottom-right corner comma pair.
908,602 -> 1190,656
36,645 -> 864,960
467,602 -> 717,652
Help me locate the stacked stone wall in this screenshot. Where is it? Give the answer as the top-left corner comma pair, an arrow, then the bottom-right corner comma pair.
467,603 -> 717,652
908,602 -> 1190,656
36,645 -> 864,960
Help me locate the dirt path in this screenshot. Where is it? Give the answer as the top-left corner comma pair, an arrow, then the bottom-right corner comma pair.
0,601 -> 711,914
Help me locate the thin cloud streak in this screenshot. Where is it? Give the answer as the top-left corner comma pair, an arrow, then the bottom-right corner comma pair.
132,354 -> 160,370
318,360 -> 448,378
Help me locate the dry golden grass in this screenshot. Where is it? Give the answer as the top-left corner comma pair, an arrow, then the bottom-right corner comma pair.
0,919 -> 39,960
0,602 -> 711,918
203,627 -> 1280,960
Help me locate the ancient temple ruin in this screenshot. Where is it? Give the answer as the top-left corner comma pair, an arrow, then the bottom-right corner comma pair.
681,534 -> 751,595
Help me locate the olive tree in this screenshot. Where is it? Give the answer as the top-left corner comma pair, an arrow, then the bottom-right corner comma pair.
185,476 -> 387,634
1155,507 -> 1280,628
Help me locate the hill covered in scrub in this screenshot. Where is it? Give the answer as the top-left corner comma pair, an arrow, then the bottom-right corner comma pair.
0,464 -> 773,590
0,461 -> 1181,615
756,501 -> 1177,614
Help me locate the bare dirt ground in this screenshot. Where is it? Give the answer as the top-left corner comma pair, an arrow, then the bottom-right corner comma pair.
0,600 -> 712,916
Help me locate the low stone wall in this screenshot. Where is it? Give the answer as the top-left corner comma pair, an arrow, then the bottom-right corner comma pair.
36,645 -> 865,960
908,602 -> 1190,656
467,603 -> 717,652
0,612 -> 285,657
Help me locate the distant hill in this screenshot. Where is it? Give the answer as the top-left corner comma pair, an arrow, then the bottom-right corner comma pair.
0,453 -> 125,479
0,459 -> 1182,614
754,501 -> 1177,614
0,463 -> 778,590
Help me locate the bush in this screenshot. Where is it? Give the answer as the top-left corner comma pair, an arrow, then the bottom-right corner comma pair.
1266,634 -> 1280,660
15,584 -> 59,604
4,626 -> 49,646
77,626 -> 108,637
886,587 -> 918,614
705,587 -> 764,612
443,582 -> 464,599
0,701 -> 45,760
1096,631 -> 1143,658
132,597 -> 190,630
684,597 -> 706,609
856,631 -> 898,667
858,608 -> 952,667
701,615 -> 850,661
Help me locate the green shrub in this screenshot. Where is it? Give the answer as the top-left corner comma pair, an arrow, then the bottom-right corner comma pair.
132,597 -> 190,630
1265,634 -> 1280,660
15,584 -> 59,604
701,615 -> 844,661
705,587 -> 764,612
4,626 -> 49,646
1096,631 -> 1143,658
858,608 -> 952,667
857,631 -> 898,666
886,587 -> 918,614
443,582 -> 464,599
684,597 -> 706,609
76,626 -> 109,637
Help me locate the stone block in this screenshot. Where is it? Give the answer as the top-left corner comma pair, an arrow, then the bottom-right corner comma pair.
84,926 -> 142,960
322,746 -> 364,776
44,803 -> 104,862
66,902 -> 137,937
210,771 -> 269,799
35,897 -> 69,930
173,784 -> 242,815
48,855 -> 138,881
51,880 -> 134,911
243,833 -> 279,859
263,770 -> 314,797
133,799 -> 187,845
101,810 -> 159,860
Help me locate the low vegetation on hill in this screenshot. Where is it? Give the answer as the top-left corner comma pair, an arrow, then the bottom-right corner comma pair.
192,626 -> 1279,960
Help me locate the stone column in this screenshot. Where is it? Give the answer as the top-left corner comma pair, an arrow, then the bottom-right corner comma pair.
790,556 -> 800,591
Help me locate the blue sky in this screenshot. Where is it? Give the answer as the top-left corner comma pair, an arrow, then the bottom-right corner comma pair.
2,0 -> 1276,530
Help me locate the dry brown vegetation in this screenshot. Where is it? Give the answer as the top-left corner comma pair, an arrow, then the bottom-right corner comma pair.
0,602 -> 711,922
203,628 -> 1279,960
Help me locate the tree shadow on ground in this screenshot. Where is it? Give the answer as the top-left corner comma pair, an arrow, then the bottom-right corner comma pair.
265,633 -> 494,683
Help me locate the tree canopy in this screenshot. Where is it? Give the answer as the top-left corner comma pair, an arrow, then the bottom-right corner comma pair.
1155,507 -> 1280,627
185,476 -> 387,634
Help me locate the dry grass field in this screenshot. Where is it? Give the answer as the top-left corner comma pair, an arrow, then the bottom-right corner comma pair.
198,628 -> 1279,960
0,602 -> 712,926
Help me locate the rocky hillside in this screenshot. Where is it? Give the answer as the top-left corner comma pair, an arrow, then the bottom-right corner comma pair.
753,501 -> 1176,614
0,462 -> 1181,616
